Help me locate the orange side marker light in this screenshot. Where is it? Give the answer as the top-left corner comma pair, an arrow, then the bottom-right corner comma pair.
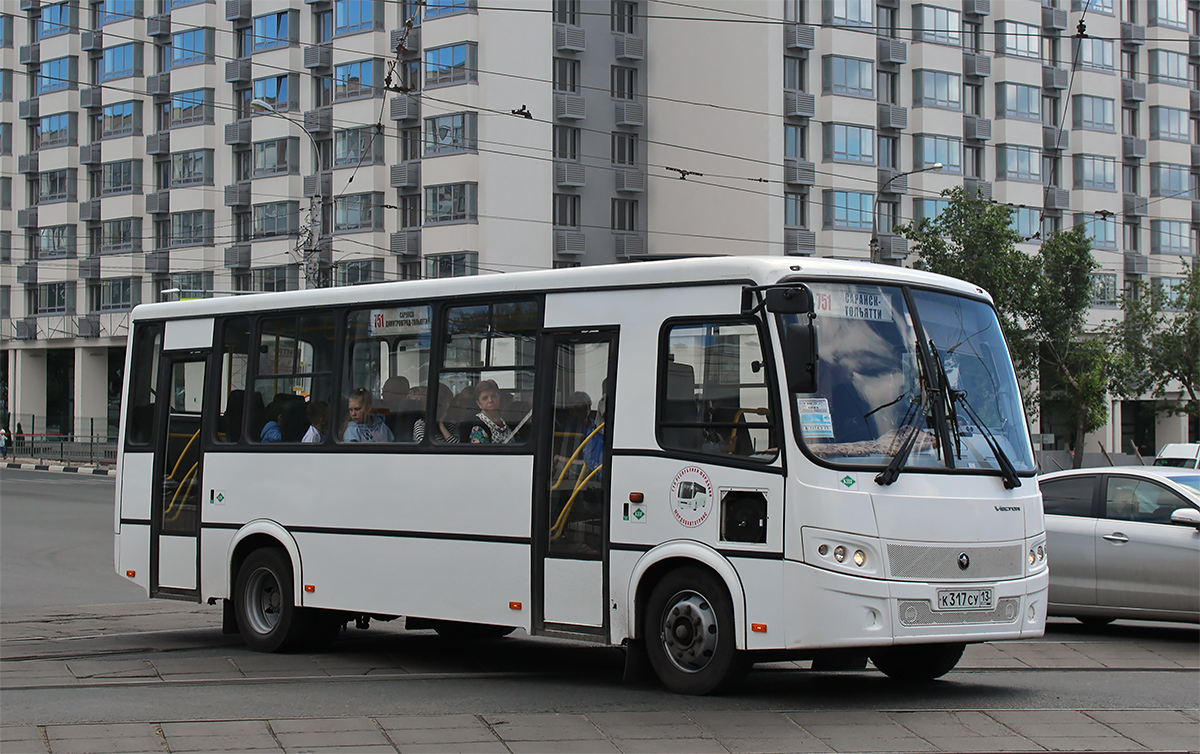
126,570 -> 136,578
629,492 -> 644,503
509,601 -> 523,610
751,623 -> 768,633
304,584 -> 316,593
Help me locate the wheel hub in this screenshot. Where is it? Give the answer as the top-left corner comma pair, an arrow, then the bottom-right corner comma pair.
660,591 -> 718,673
244,567 -> 282,635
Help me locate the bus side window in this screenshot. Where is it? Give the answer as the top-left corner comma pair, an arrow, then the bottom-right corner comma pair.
251,313 -> 335,444
215,317 -> 250,444
125,323 -> 163,447
340,305 -> 433,444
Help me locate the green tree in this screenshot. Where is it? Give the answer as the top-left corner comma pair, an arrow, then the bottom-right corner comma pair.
1109,260 -> 1200,431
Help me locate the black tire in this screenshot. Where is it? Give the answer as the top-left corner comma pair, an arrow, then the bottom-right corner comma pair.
870,643 -> 965,682
1076,616 -> 1115,627
644,567 -> 747,695
432,620 -> 516,640
234,548 -> 331,653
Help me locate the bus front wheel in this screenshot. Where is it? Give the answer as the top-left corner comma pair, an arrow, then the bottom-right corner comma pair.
869,642 -> 965,682
234,548 -> 332,652
644,567 -> 747,695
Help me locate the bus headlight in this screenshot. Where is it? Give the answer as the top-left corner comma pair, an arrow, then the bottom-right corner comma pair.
1027,537 -> 1048,574
853,549 -> 866,567
833,545 -> 846,562
801,528 -> 882,578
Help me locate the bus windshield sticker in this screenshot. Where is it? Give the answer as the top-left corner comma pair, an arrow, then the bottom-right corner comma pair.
368,306 -> 432,337
813,285 -> 891,322
670,467 -> 713,528
797,398 -> 834,439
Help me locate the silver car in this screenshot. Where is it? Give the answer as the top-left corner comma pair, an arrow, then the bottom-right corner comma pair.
1041,466 -> 1200,625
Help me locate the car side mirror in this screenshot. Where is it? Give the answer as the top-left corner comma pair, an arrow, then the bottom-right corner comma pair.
1169,508 -> 1200,529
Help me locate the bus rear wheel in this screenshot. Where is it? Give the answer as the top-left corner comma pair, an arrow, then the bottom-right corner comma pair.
645,567 -> 746,695
234,548 -> 334,652
869,642 -> 965,682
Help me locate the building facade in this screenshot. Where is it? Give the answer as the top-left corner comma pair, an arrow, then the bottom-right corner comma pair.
0,0 -> 1196,452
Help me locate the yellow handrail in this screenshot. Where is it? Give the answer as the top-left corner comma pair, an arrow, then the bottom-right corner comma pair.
166,429 -> 201,481
728,407 -> 770,452
550,463 -> 603,540
551,422 -> 604,491
164,462 -> 198,522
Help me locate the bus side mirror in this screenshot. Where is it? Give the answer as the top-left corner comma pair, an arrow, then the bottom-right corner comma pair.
765,286 -> 814,315
783,320 -> 818,394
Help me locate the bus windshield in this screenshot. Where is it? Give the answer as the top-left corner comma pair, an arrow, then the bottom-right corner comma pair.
786,282 -> 1034,475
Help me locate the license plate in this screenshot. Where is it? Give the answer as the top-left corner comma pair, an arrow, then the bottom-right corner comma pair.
935,588 -> 993,611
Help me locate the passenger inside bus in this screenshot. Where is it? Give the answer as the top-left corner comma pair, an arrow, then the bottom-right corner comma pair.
221,390 -> 244,443
467,380 -> 518,443
342,388 -> 395,442
260,401 -> 284,442
302,400 -> 328,444
413,384 -> 460,443
274,393 -> 309,442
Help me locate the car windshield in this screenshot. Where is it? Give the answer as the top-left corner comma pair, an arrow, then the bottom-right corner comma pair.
785,282 -> 1034,474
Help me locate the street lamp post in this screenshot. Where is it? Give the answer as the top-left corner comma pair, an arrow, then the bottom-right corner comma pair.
870,162 -> 943,266
250,98 -> 331,289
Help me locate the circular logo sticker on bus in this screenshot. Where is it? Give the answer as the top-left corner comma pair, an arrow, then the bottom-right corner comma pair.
670,466 -> 714,528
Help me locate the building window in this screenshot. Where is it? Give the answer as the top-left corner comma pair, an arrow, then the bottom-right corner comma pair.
37,56 -> 76,94
1149,106 -> 1190,141
1148,50 -> 1189,84
1150,220 -> 1190,255
785,192 -> 807,228
1073,95 -> 1115,132
425,252 -> 477,278
252,202 -> 298,238
0,70 -> 12,101
92,277 -> 139,312
335,193 -> 382,231
823,190 -> 873,229
39,168 -> 76,203
1148,0 -> 1187,28
822,56 -> 873,97
1075,38 -> 1115,72
334,0 -> 378,35
612,0 -> 637,32
1073,154 -> 1117,191
996,82 -> 1041,121
164,211 -> 215,249
913,69 -> 962,110
252,75 -> 291,111
824,0 -> 872,27
249,266 -> 294,292
34,282 -> 72,315
98,43 -> 140,81
554,0 -> 579,25
823,123 -> 875,164
555,126 -> 580,160
246,11 -> 292,53
913,134 -> 961,173
0,15 -> 9,48
169,29 -> 211,69
426,0 -> 475,18
97,101 -> 139,139
170,150 -> 213,187
1149,163 -> 1193,197
334,127 -> 383,165
612,198 -> 637,230
784,56 -> 806,92
334,60 -> 377,100
611,66 -> 637,100
1090,273 -> 1118,306
1076,213 -> 1118,248
339,259 -> 380,286
37,2 -> 72,40
1124,221 -> 1140,252
553,58 -> 579,93
553,193 -> 580,228
785,123 -> 806,160
165,271 -> 213,299
423,184 -> 476,225
1010,207 -> 1041,239
913,5 -> 961,45
99,218 -> 140,253
423,112 -> 477,155
913,198 -> 950,222
0,123 -> 9,155
100,159 -> 140,196
36,112 -> 75,150
996,144 -> 1042,182
161,89 -> 212,129
996,20 -> 1040,59
38,225 -> 75,259
425,43 -> 477,87
1072,0 -> 1113,13
99,0 -> 137,26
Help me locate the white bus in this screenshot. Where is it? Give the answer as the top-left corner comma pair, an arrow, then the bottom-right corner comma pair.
114,256 -> 1047,694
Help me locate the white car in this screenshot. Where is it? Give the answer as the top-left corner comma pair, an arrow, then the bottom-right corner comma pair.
1154,443 -> 1200,469
1040,466 -> 1200,625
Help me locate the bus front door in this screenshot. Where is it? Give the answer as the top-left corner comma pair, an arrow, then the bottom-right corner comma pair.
150,354 -> 208,600
535,330 -> 617,637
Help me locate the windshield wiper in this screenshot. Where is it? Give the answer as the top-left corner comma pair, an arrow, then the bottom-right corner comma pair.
875,349 -> 934,487
927,341 -> 1022,490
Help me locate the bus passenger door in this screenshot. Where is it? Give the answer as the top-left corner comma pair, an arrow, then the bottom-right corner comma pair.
151,354 -> 208,600
534,330 -> 617,637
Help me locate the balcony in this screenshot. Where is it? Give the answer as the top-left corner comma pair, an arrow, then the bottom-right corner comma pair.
963,52 -> 991,78
146,132 -> 170,155
1043,126 -> 1069,151
389,162 -> 420,189
224,119 -> 251,145
19,44 -> 39,66
964,177 -> 992,201
555,161 -> 586,187
18,153 -> 38,174
1043,66 -> 1069,90
225,59 -> 252,84
81,31 -> 102,54
18,99 -> 39,121
554,230 -> 586,256
784,158 -> 815,186
784,24 -> 815,51
1124,194 -> 1148,217
78,314 -> 101,339
554,94 -> 585,120
784,90 -> 815,118
224,182 -> 251,206
17,207 -> 38,228
226,0 -> 251,21
1121,23 -> 1146,46
1123,78 -> 1147,102
79,199 -> 101,223
390,94 -> 419,121
19,0 -> 40,10
614,101 -> 645,127
390,25 -> 420,57
145,191 -> 170,215
224,244 -> 250,269
1124,252 -> 1148,276
1191,89 -> 1199,114
389,230 -> 420,257
304,44 -> 332,70
147,14 -> 170,37
877,103 -> 907,130
1192,35 -> 1200,60
1123,136 -> 1147,160
303,172 -> 332,198
17,263 -> 37,285
1044,187 -> 1070,211
962,0 -> 990,15
615,34 -> 646,60
878,168 -> 908,194
614,233 -> 647,258
80,86 -> 102,109
1192,144 -> 1200,170
304,107 -> 332,134
145,73 -> 171,97
554,24 -> 586,52
784,228 -> 817,256
964,115 -> 992,141
144,251 -> 169,274
875,233 -> 908,261
877,37 -> 907,65
615,168 -> 645,192
1042,6 -> 1067,31
79,257 -> 100,280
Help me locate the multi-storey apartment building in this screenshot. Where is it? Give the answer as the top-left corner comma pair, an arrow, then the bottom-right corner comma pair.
0,0 -> 1196,454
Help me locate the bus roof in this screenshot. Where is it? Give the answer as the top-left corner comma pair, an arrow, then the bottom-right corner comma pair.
130,256 -> 991,322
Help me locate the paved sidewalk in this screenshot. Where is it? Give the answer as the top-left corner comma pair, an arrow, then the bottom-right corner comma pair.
2,457 -> 116,476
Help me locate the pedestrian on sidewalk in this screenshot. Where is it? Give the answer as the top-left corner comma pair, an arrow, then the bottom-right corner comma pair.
0,425 -> 8,459
15,421 -> 22,455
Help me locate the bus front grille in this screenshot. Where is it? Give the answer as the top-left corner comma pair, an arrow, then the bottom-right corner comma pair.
886,543 -> 1023,581
897,598 -> 1021,626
